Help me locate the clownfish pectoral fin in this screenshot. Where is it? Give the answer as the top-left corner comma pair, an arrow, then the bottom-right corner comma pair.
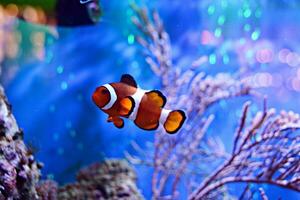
120,74 -> 137,88
119,96 -> 135,117
107,116 -> 113,122
145,90 -> 167,108
163,110 -> 186,134
113,117 -> 124,129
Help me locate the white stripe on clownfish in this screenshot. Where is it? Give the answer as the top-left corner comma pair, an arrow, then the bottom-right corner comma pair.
128,88 -> 149,121
159,108 -> 171,125
102,84 -> 117,110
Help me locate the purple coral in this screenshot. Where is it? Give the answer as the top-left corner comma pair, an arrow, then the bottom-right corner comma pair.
36,160 -> 144,200
0,86 -> 41,199
58,160 -> 144,200
36,180 -> 58,200
0,160 -> 17,197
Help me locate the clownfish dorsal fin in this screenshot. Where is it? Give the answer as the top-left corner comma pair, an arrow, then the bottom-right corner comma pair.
120,74 -> 137,88
145,90 -> 167,108
119,96 -> 135,117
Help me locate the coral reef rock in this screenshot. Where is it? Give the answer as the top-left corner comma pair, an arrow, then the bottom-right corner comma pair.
0,86 -> 42,200
36,180 -> 58,200
58,159 -> 144,200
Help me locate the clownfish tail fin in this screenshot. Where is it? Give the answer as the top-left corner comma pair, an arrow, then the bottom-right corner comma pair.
160,109 -> 186,134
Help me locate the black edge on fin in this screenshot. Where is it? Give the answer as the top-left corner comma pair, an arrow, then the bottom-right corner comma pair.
120,96 -> 136,117
146,90 -> 167,108
165,110 -> 186,134
120,74 -> 137,88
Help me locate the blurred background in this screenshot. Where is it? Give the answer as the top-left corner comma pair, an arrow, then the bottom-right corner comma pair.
0,0 -> 300,199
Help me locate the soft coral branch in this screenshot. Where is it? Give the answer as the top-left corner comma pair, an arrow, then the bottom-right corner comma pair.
131,4 -> 173,88
131,5 -> 252,199
189,102 -> 300,199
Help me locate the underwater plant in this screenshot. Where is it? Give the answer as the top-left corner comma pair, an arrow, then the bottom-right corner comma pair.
126,5 -> 300,199
190,101 -> 300,199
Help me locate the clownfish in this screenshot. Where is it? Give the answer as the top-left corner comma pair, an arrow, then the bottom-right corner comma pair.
92,74 -> 186,134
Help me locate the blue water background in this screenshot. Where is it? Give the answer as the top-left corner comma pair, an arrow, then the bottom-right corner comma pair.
1,0 -> 300,199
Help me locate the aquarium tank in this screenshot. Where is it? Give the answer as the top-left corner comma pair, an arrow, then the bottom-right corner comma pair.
0,0 -> 300,199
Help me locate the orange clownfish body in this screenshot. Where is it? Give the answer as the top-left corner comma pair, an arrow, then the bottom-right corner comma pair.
92,74 -> 186,134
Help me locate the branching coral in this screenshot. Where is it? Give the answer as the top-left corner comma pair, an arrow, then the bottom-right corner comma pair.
130,5 -> 300,200
239,186 -> 269,200
189,100 -> 300,199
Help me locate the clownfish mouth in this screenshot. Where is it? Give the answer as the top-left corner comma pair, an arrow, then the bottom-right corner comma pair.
92,90 -> 102,108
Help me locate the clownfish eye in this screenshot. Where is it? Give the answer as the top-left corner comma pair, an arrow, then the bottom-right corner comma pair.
101,89 -> 109,94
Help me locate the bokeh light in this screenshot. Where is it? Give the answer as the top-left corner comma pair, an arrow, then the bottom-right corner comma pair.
0,1 -> 300,199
